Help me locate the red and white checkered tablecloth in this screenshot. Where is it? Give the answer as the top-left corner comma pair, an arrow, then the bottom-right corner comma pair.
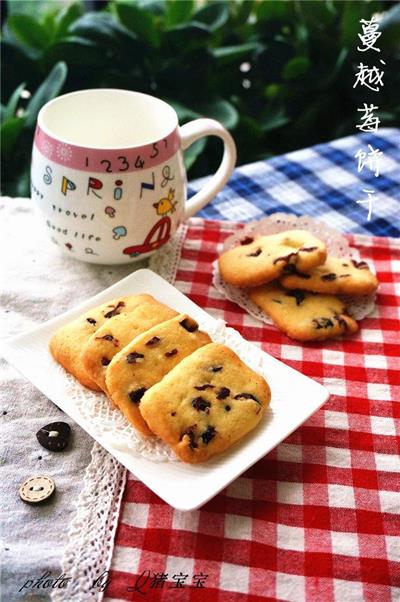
104,218 -> 400,602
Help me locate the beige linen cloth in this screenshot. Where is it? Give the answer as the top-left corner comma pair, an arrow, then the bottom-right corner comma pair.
0,198 -> 141,600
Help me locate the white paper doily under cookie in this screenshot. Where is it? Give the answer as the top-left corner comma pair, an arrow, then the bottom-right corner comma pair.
213,213 -> 377,324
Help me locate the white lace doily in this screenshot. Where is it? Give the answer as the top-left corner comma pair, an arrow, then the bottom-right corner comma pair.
52,443 -> 126,602
213,213 -> 377,323
150,221 -> 188,285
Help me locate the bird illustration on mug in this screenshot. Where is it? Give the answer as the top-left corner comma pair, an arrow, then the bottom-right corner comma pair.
153,188 -> 177,216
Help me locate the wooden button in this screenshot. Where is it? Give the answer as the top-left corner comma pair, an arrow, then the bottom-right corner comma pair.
19,476 -> 55,503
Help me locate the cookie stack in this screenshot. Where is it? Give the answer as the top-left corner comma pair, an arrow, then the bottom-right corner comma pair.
218,230 -> 378,342
50,295 -> 271,463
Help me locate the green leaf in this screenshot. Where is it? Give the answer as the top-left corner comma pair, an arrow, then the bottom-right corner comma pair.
379,4 -> 400,49
115,2 -> 160,47
380,4 -> 400,29
294,0 -> 337,34
42,11 -> 58,41
184,137 -> 206,170
260,108 -> 289,133
339,1 -> 377,48
168,100 -> 200,122
212,42 -> 261,65
164,23 -> 210,50
192,1 -> 229,31
55,1 -> 84,39
239,115 -> 265,141
25,61 -> 67,128
1,116 -> 26,155
256,0 -> 291,21
235,0 -> 254,24
70,12 -> 138,45
3,82 -> 26,122
199,99 -> 239,130
264,83 -> 283,100
165,0 -> 194,27
45,37 -> 100,67
135,0 -> 166,16
294,22 -> 308,54
7,15 -> 49,51
282,56 -> 311,80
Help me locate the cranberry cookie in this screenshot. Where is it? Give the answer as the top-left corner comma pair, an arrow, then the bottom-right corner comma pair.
105,314 -> 211,436
280,256 -> 378,295
82,297 -> 177,392
140,343 -> 271,463
218,230 -> 327,288
249,282 -> 358,342
49,294 -> 154,390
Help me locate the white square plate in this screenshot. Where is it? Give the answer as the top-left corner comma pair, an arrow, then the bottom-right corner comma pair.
0,269 -> 329,511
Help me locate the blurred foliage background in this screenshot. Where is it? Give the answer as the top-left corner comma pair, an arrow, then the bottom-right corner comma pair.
1,0 -> 399,197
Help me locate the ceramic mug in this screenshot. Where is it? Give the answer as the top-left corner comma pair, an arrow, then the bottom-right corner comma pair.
31,89 -> 236,264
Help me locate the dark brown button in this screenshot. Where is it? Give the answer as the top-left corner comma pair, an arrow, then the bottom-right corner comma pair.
19,476 -> 55,503
36,421 -> 71,451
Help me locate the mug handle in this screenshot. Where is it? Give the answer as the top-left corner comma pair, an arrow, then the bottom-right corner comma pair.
179,118 -> 237,218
